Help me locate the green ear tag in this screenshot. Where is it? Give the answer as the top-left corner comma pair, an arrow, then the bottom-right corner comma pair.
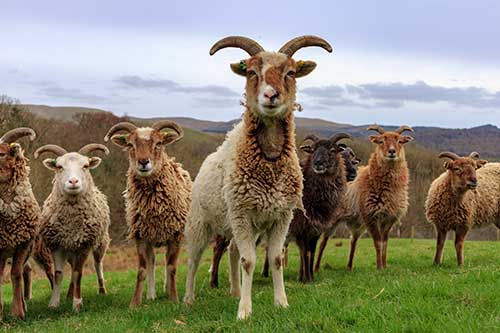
297,60 -> 304,68
51,159 -> 57,167
239,61 -> 247,71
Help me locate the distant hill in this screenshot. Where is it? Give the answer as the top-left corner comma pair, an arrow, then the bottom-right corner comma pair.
23,104 -> 500,157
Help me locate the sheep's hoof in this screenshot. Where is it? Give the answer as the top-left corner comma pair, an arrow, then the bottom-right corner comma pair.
275,297 -> 289,309
99,287 -> 107,295
48,300 -> 60,309
237,303 -> 252,320
183,295 -> 194,305
72,299 -> 83,313
11,306 -> 25,320
129,298 -> 142,309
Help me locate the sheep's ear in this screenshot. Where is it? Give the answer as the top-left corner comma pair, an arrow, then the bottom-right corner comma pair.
230,61 -> 247,77
369,135 -> 382,144
88,157 -> 102,169
300,144 -> 314,154
477,159 -> 488,169
161,131 -> 182,145
443,161 -> 453,170
295,60 -> 316,78
42,158 -> 58,171
110,134 -> 129,147
400,135 -> 414,144
337,143 -> 347,151
352,157 -> 361,165
8,143 -> 21,157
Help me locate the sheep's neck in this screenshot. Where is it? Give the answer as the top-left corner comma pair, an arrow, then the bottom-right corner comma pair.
246,110 -> 291,161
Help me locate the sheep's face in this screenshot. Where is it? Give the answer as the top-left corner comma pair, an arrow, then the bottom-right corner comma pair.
301,140 -> 343,175
370,132 -> 413,162
339,145 -> 360,182
232,52 -> 316,118
43,153 -> 101,195
111,128 -> 179,177
0,143 -> 22,183
444,158 -> 487,191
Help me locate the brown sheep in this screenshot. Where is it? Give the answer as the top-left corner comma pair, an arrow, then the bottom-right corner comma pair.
0,128 -> 39,320
339,125 -> 413,270
105,120 -> 192,307
425,151 -> 498,266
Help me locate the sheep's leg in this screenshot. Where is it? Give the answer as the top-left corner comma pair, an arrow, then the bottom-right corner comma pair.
130,240 -> 148,308
23,262 -> 33,301
308,235 -> 320,281
93,241 -> 108,295
368,225 -> 384,270
283,245 -> 288,268
49,249 -> 66,308
232,220 -> 258,320
165,242 -> 180,301
0,256 -> 5,320
33,240 -> 55,290
266,218 -> 290,310
296,238 -> 307,283
381,230 -> 389,269
455,226 -> 468,266
210,235 -> 229,288
228,239 -> 240,298
145,242 -> 156,300
315,234 -> 329,273
434,228 -> 447,265
347,231 -> 361,271
72,249 -> 89,312
11,245 -> 30,319
261,246 -> 270,278
66,260 -> 75,300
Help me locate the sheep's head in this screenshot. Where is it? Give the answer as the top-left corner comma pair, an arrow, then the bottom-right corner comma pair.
338,144 -> 360,182
368,125 -> 414,162
0,128 -> 36,183
439,151 -> 487,192
300,133 -> 351,176
35,144 -> 109,196
210,36 -> 332,118
104,121 -> 183,177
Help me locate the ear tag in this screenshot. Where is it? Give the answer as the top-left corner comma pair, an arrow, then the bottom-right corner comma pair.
239,61 -> 247,71
9,143 -> 16,148
51,159 -> 57,167
296,60 -> 304,69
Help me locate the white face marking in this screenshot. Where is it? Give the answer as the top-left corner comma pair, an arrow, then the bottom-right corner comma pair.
255,53 -> 288,117
136,128 -> 153,140
55,153 -> 90,195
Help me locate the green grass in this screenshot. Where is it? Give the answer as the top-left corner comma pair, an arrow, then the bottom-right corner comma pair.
2,238 -> 500,332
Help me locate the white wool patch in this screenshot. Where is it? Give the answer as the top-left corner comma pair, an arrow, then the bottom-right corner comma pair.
137,128 -> 153,140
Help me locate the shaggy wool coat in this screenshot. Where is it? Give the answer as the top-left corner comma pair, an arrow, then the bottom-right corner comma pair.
125,155 -> 192,246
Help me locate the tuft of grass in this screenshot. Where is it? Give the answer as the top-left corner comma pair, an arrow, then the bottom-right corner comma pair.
1,239 -> 500,332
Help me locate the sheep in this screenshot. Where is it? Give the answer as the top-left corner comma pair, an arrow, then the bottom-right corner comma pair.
425,151 -> 499,266
311,144 -> 361,273
183,35 -> 332,319
104,120 -> 192,307
284,132 -> 352,283
340,125 -> 413,270
0,127 -> 39,320
34,143 -> 111,312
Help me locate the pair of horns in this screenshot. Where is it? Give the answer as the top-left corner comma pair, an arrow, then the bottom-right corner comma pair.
209,35 -> 333,57
302,132 -> 352,144
0,127 -> 36,144
367,125 -> 414,135
34,144 -> 109,159
103,120 -> 183,142
439,151 -> 480,161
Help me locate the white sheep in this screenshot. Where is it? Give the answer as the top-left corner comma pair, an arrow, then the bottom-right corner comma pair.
183,35 -> 333,319
34,144 -> 111,312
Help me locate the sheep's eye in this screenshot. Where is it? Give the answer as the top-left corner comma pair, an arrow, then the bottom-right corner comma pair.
286,70 -> 296,78
0,152 -> 6,158
247,70 -> 257,77
83,164 -> 89,169
56,165 -> 63,170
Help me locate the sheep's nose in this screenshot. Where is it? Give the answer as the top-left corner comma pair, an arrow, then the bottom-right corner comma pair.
388,149 -> 396,155
138,159 -> 150,167
467,179 -> 478,189
68,178 -> 79,186
264,90 -> 279,102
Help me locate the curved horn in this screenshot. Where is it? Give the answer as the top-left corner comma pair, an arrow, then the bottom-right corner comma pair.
469,151 -> 480,159
302,134 -> 320,144
438,152 -> 460,161
209,36 -> 265,56
396,125 -> 414,134
104,122 -> 137,142
152,120 -> 184,138
34,144 -> 68,159
0,127 -> 36,144
367,125 -> 385,134
278,35 -> 333,57
330,132 -> 352,144
79,144 -> 110,156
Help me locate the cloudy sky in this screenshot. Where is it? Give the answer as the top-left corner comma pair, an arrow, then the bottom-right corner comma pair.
1,0 -> 500,128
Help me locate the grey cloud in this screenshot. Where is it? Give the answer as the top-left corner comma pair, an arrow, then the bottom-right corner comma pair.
301,81 -> 500,109
114,75 -> 239,97
38,83 -> 117,104
192,96 -> 240,108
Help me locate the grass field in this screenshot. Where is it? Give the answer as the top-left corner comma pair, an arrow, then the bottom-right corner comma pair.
1,238 -> 500,332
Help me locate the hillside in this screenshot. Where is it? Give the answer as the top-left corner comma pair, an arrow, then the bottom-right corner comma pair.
23,104 -> 500,157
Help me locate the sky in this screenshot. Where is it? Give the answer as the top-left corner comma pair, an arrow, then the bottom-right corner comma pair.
1,0 -> 500,128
